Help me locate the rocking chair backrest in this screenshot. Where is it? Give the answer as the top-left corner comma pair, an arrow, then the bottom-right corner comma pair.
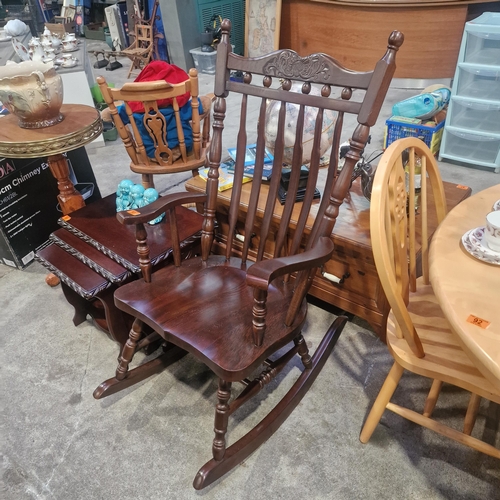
200,19 -> 403,279
97,70 -> 202,168
369,138 -> 448,357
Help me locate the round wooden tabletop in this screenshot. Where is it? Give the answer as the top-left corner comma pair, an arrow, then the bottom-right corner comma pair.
430,184 -> 500,387
0,103 -> 102,158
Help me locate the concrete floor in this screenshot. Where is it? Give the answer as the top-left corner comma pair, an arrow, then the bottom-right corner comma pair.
1,42 -> 499,499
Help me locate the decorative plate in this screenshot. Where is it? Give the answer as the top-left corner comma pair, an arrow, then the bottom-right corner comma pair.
493,199 -> 500,211
12,38 -> 30,61
462,227 -> 500,265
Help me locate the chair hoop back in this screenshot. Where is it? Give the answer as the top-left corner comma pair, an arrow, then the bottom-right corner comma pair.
370,137 -> 448,357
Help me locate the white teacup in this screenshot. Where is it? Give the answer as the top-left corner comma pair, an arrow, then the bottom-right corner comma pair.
485,210 -> 500,253
62,40 -> 77,51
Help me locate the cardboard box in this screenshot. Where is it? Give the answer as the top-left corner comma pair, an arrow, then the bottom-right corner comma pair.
0,148 -> 101,269
45,22 -> 76,37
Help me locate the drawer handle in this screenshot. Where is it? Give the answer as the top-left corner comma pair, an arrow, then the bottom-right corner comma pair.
234,232 -> 256,243
321,270 -> 350,284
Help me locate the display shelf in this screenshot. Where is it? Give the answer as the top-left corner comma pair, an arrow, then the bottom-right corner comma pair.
440,12 -> 500,173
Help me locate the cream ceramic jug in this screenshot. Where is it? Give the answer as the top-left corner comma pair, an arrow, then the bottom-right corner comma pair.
0,60 -> 64,128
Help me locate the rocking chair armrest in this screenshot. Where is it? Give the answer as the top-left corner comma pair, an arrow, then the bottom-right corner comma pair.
246,237 -> 334,290
116,192 -> 207,225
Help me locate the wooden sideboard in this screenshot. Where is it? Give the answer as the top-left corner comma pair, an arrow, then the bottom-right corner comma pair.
280,0 -> 500,80
186,175 -> 471,340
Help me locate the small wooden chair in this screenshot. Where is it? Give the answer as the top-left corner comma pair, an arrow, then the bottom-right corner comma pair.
121,23 -> 154,78
98,69 -> 213,189
94,19 -> 404,489
360,137 -> 500,458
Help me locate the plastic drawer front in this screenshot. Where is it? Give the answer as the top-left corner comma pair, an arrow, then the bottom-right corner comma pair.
448,97 -> 500,134
456,65 -> 500,101
441,127 -> 500,167
464,31 -> 500,66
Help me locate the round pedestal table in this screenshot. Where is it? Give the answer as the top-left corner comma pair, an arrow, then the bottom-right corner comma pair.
0,104 -> 102,285
0,103 -> 102,215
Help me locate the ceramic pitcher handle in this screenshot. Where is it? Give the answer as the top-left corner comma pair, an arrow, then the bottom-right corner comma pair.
33,70 -> 51,104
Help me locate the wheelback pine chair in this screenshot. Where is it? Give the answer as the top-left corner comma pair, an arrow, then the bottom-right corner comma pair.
360,137 -> 500,458
94,19 -> 404,489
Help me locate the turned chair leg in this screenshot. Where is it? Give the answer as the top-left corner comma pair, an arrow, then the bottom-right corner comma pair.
464,393 -> 482,436
115,318 -> 143,381
294,334 -> 312,369
360,362 -> 405,443
141,174 -> 155,190
212,379 -> 232,461
423,379 -> 443,418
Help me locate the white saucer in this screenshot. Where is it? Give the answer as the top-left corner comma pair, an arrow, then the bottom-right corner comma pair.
462,227 -> 500,265
62,47 -> 79,53
493,199 -> 500,211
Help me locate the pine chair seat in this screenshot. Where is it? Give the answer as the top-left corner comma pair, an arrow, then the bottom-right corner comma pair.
130,146 -> 207,175
387,279 -> 500,402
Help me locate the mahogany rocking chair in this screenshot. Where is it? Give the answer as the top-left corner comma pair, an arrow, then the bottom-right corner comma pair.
94,19 -> 404,488
360,138 -> 500,458
98,68 -> 213,189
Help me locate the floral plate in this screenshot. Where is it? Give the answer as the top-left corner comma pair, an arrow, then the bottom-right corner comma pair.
12,38 -> 30,61
493,199 -> 500,211
462,227 -> 500,265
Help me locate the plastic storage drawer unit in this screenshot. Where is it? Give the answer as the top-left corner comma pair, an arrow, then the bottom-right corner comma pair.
440,12 -> 500,173
444,128 -> 500,167
448,97 -> 500,134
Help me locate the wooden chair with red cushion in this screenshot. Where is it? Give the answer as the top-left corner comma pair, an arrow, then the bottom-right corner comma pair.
98,67 -> 213,189
94,19 -> 404,489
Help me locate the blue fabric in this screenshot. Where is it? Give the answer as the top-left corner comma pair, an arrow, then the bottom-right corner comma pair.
118,99 -> 204,159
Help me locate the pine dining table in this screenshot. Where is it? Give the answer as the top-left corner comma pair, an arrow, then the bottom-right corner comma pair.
429,183 -> 500,389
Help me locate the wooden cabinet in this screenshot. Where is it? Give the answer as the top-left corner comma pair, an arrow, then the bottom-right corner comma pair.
185,176 -> 471,340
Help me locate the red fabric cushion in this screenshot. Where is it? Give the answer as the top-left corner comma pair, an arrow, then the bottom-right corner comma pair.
128,61 -> 191,113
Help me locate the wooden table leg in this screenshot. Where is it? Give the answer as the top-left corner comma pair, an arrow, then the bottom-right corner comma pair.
47,153 -> 86,216
46,153 -> 86,286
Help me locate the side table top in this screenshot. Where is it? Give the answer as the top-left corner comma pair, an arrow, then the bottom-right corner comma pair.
0,104 -> 102,158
